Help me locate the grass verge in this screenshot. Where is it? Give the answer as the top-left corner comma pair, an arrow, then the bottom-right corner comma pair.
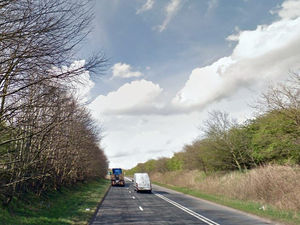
153,181 -> 300,225
0,179 -> 110,225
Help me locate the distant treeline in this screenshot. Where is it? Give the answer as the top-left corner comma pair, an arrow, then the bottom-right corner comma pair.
0,1 -> 107,206
128,74 -> 300,174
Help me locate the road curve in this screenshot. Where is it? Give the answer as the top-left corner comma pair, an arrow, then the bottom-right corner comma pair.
90,178 -> 277,225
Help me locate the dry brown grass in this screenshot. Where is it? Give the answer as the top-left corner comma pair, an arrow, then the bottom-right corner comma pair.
151,165 -> 300,211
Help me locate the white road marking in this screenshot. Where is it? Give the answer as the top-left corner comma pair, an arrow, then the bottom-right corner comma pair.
132,196 -> 136,199
125,177 -> 132,181
155,193 -> 220,225
139,206 -> 144,211
129,191 -> 131,193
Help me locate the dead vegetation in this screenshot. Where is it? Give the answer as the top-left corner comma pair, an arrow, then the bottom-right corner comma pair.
151,165 -> 300,211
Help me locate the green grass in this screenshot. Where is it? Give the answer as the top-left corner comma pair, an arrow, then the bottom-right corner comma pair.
0,179 -> 110,225
153,181 -> 300,225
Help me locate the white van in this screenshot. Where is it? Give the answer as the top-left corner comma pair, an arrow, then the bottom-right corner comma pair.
133,173 -> 152,193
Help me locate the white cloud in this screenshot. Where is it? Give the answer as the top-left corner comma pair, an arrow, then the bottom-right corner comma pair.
172,57 -> 234,107
69,61 -> 95,103
137,0 -> 154,14
173,1 -> 300,110
52,60 -> 95,104
157,0 -> 182,32
89,79 -> 163,116
272,0 -> 300,19
100,112 -> 201,168
111,62 -> 143,78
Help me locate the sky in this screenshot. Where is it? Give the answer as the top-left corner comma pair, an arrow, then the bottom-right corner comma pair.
72,0 -> 300,169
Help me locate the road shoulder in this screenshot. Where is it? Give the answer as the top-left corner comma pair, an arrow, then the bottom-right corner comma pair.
89,182 -> 111,225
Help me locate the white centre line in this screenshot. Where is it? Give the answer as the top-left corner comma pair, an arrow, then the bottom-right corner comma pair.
155,193 -> 220,225
139,206 -> 144,211
132,196 -> 136,199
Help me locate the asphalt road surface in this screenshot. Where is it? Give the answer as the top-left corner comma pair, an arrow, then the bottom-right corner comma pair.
90,178 -> 277,225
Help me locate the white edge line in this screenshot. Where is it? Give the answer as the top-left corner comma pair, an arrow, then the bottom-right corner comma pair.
155,193 -> 220,225
155,194 -> 217,225
156,194 -> 219,225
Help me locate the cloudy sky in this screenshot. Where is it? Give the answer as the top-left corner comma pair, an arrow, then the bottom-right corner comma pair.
73,0 -> 300,169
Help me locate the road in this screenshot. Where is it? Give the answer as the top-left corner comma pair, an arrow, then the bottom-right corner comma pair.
90,178 -> 277,225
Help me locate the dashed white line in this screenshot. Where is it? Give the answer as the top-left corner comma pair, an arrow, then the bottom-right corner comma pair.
132,196 -> 136,199
155,193 -> 220,225
139,206 -> 144,211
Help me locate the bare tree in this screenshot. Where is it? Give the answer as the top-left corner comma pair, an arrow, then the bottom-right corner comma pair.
257,73 -> 300,127
0,0 -> 106,121
203,111 -> 254,171
0,0 -> 108,206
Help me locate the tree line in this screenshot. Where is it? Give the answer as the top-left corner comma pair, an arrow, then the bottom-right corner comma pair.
128,74 -> 300,174
0,0 -> 108,206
